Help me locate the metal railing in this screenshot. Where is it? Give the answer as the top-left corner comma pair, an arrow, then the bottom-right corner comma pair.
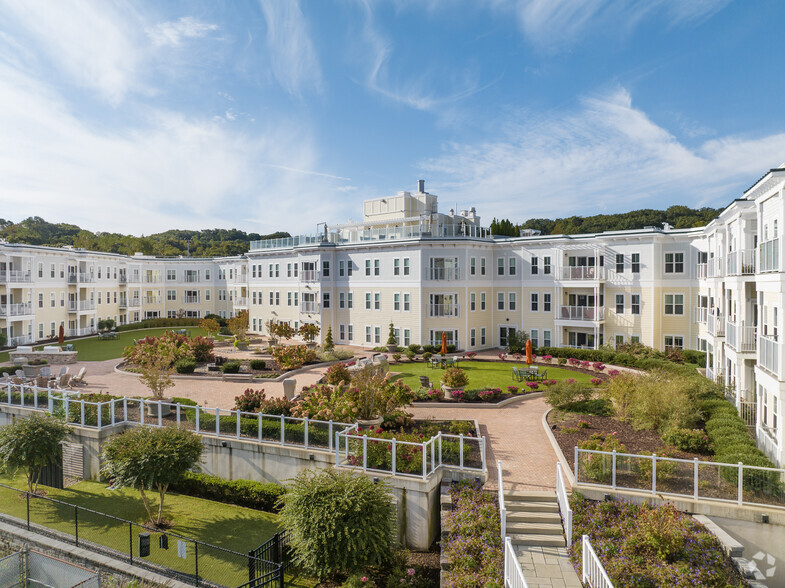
707,313 -> 725,337
694,307 -> 708,324
127,297 -> 141,307
249,234 -> 330,250
142,297 -> 162,305
725,321 -> 756,352
8,335 -> 34,346
429,303 -> 459,317
759,335 -> 780,377
759,238 -> 780,273
503,537 -> 529,588
0,302 -> 33,317
556,463 -> 572,547
183,296 -> 200,304
67,328 -> 94,337
581,535 -> 614,588
300,270 -> 319,282
143,274 -> 162,283
184,275 -> 200,283
334,425 -> 485,479
300,302 -> 320,314
429,268 -> 460,281
0,270 -> 32,283
78,272 -> 94,283
727,249 -> 756,275
234,298 -> 248,307
575,447 -> 785,509
119,275 -> 127,284
498,460 -> 506,541
739,399 -> 757,429
560,266 -> 604,281
558,306 -> 605,321
707,256 -> 724,278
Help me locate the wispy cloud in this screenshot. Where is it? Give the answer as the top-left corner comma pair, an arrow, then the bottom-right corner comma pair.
258,0 -> 322,96
146,16 -> 218,48
421,87 -> 785,220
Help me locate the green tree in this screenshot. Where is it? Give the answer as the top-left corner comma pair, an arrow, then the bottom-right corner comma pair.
228,310 -> 249,341
101,426 -> 203,526
323,326 -> 335,351
0,414 -> 71,493
278,468 -> 396,580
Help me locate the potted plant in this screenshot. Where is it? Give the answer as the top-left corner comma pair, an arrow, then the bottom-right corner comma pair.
350,364 -> 414,426
386,322 -> 398,354
441,367 -> 469,400
298,323 -> 321,349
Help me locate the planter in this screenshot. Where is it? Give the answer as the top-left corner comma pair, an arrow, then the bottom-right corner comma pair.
22,364 -> 46,378
386,344 -> 398,354
234,342 -> 249,351
442,386 -> 464,401
305,341 -> 318,350
356,416 -> 383,427
146,400 -> 173,418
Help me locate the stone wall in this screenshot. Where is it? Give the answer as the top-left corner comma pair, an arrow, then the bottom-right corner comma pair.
9,351 -> 78,365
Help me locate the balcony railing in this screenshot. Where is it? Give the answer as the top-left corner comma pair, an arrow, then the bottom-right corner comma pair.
725,321 -> 756,353
234,297 -> 248,307
706,257 -> 723,278
67,274 -> 78,284
707,313 -> 725,337
726,249 -> 756,276
143,275 -> 162,283
759,335 -> 780,377
300,302 -> 321,314
695,307 -> 708,324
696,263 -> 707,279
183,296 -> 200,304
67,328 -> 94,337
143,297 -> 162,305
429,303 -> 459,317
558,306 -> 605,321
129,274 -> 141,284
127,297 -> 140,308
78,272 -> 94,283
759,238 -> 780,273
8,335 -> 34,346
118,275 -> 127,284
0,270 -> 32,283
78,301 -> 96,311
184,275 -> 200,283
300,270 -> 320,282
429,268 -> 460,281
0,302 -> 33,317
559,266 -> 604,281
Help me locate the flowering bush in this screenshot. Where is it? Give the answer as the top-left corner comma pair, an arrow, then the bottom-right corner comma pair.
427,388 -> 444,400
234,388 -> 294,415
542,379 -> 558,386
464,352 -> 477,359
590,378 -> 603,386
608,369 -> 620,377
568,357 -> 580,366
577,419 -> 591,429
291,384 -> 356,421
325,362 -> 351,385
497,353 -> 507,361
507,386 -> 519,394
525,382 -> 539,391
478,389 -> 495,401
592,362 -> 606,371
580,361 -> 591,369
543,355 -> 553,361
441,367 -> 469,388
271,345 -> 317,370
450,389 -> 465,400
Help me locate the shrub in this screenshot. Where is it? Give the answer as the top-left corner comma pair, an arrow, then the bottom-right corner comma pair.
544,379 -> 593,408
577,432 -> 626,483
422,345 -> 436,353
408,344 -> 421,354
590,377 -> 602,386
249,359 -> 266,370
445,344 -> 457,353
662,428 -> 712,453
278,469 -> 396,580
221,361 -> 241,374
427,388 -> 444,400
391,353 -> 401,362
171,472 -> 284,512
175,359 -> 196,374
189,336 -> 215,363
325,362 -> 351,385
404,350 -> 416,361
441,367 -> 468,388
272,345 -> 317,370
507,386 -> 519,394
450,389 -> 465,400
235,388 -> 266,412
422,352 -> 433,361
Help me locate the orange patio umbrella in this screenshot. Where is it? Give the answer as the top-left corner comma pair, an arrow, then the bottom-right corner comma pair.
525,339 -> 533,365
440,332 -> 448,355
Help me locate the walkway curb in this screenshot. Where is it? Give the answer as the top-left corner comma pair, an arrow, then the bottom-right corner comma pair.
542,407 -> 576,486
411,391 -> 543,410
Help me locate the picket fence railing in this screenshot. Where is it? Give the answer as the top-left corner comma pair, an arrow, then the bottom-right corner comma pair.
504,537 -> 529,588
555,463 -> 573,547
582,535 -> 614,588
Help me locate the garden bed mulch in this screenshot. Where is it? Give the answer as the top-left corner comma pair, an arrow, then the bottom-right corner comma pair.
313,548 -> 440,587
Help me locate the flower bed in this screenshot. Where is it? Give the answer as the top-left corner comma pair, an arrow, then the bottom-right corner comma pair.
569,495 -> 746,587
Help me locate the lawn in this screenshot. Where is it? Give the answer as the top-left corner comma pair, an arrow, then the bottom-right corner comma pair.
0,475 -> 314,587
390,359 -> 593,391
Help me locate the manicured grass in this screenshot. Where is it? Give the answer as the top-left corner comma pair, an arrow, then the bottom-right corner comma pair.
390,359 -> 593,391
0,475 -> 314,587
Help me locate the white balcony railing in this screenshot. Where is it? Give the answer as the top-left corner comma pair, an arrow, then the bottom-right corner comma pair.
183,296 -> 200,304
143,274 -> 162,283
726,249 -> 756,275
118,275 -> 127,284
706,257 -> 723,278
79,301 -> 96,311
234,297 -> 248,307
560,266 -> 604,281
67,328 -> 94,337
127,297 -> 141,308
707,313 -> 725,337
696,263 -> 707,279
429,268 -> 460,281
67,273 -> 78,284
695,307 -> 708,324
9,335 -> 34,346
0,270 -> 32,283
184,275 -> 200,283
759,238 -> 780,273
759,335 -> 780,377
726,321 -> 756,353
142,297 -> 162,305
429,303 -> 459,317
300,302 -> 321,314
558,306 -> 605,321
78,272 -> 94,283
0,302 -> 33,317
300,270 -> 319,282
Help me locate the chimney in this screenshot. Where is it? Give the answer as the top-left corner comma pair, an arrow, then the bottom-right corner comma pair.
417,179 -> 425,193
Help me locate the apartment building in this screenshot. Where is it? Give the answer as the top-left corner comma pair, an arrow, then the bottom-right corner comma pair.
4,169 -> 785,464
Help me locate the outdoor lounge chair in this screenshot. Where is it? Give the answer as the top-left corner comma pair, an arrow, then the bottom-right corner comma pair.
58,366 -> 69,377
429,357 -> 440,369
70,367 -> 87,387
58,373 -> 71,388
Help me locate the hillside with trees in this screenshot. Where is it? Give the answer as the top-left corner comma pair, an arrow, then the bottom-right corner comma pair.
489,205 -> 724,237
0,217 -> 289,257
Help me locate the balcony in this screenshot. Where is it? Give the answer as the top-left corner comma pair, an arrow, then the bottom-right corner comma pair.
429,268 -> 460,281
143,297 -> 162,305
78,272 -> 94,283
558,306 -> 605,321
695,307 -> 708,324
78,301 -> 96,311
759,238 -> 780,273
0,302 -> 33,317
696,263 -> 707,279
128,274 -> 141,284
127,297 -> 140,308
705,367 -> 724,384
234,297 -> 248,307
0,270 -> 32,283
67,274 -> 78,284
725,321 -> 756,353
8,335 -> 34,346
300,270 -> 320,282
559,266 -> 604,281
758,335 -> 780,377
706,257 -> 723,278
726,249 -> 756,276
118,275 -> 128,284
707,313 -> 725,337
119,299 -> 128,309
300,302 -> 320,314
184,275 -> 200,283
183,296 -> 200,304
67,328 -> 94,337
143,275 -> 162,283
429,303 -> 459,317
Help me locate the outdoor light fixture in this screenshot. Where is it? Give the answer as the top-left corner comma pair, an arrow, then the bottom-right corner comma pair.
221,441 -> 227,448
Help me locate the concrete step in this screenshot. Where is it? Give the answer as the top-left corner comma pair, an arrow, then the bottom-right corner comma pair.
504,490 -> 557,502
505,501 -> 559,513
507,511 -> 563,524
509,533 -> 567,547
506,521 -> 565,535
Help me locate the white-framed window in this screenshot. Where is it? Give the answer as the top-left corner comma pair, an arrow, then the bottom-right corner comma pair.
480,327 -> 486,346
347,292 -> 353,309
167,290 -> 176,301
252,291 -> 257,305
346,261 -> 352,276
543,293 -> 551,312
339,260 -> 345,277
394,293 -> 401,311
339,292 -> 345,309
38,323 -> 43,339
497,292 -> 505,311
403,329 -> 410,347
509,257 -> 516,275
50,293 -> 55,307
287,292 -> 293,306
509,292 -> 517,311
365,292 -> 372,310
287,263 -> 292,278
393,258 -> 400,276
38,263 -> 43,278
374,292 -> 381,310
348,324 -> 353,341
530,293 -> 538,312
543,256 -> 551,275
373,259 -> 380,276
365,259 -> 371,276
38,293 -> 43,308
403,258 -> 410,276
543,330 -> 551,347
631,294 -> 640,315
470,328 -> 476,347
269,291 -> 274,305
664,294 -> 684,315
322,261 -> 330,277
616,253 -> 624,273
470,257 -> 476,275
664,252 -> 684,273
470,292 -> 476,311
615,294 -> 624,314
480,258 -> 486,275
481,292 -> 486,311
531,257 -> 538,275
294,291 -> 298,306
323,292 -> 330,309
205,290 -> 210,301
50,264 -> 55,278
631,335 -> 640,344
167,269 -> 176,281
60,293 -> 65,307
531,329 -> 539,348
497,258 -> 505,276
339,324 -> 345,340
365,326 -> 372,343
403,293 -> 410,311
631,253 -> 640,273
374,326 -> 381,344
664,335 -> 684,349
615,334 -> 624,348
275,291 -> 280,305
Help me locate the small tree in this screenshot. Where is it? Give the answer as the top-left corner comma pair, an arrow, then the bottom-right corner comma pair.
101,426 -> 203,526
105,318 -> 116,331
387,322 -> 397,346
124,335 -> 184,400
278,468 -> 395,580
228,310 -> 249,341
270,321 -> 295,341
507,329 -> 530,354
323,326 -> 335,351
299,323 -> 320,343
0,414 -> 71,494
199,317 -> 220,338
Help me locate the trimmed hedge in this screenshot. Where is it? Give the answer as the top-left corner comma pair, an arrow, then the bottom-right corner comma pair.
116,318 -> 201,332
170,471 -> 285,513
221,361 -> 241,374
249,359 -> 266,370
175,359 -> 197,374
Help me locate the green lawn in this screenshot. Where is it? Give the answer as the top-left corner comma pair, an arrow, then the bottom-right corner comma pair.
0,476 -> 314,587
391,360 -> 593,391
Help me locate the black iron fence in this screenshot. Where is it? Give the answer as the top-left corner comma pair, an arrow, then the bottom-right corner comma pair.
0,482 -> 283,587
243,530 -> 291,588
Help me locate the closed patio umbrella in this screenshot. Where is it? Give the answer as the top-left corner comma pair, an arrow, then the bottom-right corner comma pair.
526,339 -> 533,365
440,332 -> 448,355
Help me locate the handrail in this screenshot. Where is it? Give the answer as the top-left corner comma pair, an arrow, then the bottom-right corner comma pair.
504,537 -> 529,588
555,463 -> 573,547
498,460 -> 506,541
582,535 -> 614,588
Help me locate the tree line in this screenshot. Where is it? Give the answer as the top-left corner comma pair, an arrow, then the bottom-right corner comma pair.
0,216 -> 290,257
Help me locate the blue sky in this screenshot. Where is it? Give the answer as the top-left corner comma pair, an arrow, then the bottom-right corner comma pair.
1,0 -> 784,236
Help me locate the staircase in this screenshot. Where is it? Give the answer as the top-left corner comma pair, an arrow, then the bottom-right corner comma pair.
504,490 -> 566,548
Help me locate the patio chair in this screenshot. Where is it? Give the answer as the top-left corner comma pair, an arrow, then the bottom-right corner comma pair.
40,366 -> 51,378
35,375 -> 49,389
429,357 -> 441,369
512,366 -> 520,381
58,373 -> 71,389
419,375 -> 432,390
70,367 -> 87,387
58,366 -> 69,377
536,369 -> 547,382
451,356 -> 459,367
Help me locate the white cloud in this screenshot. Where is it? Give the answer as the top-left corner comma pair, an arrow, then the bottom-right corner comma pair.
421,87 -> 785,221
146,16 -> 218,48
258,0 -> 322,96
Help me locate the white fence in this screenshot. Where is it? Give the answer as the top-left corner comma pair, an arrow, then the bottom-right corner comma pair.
555,463 -> 573,547
498,460 -> 506,540
581,535 -> 614,588
575,447 -> 785,509
504,537 -> 529,588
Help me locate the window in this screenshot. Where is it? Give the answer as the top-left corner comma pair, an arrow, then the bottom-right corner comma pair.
481,292 -> 486,311
365,259 -> 371,276
167,269 -> 176,281
374,292 -> 381,310
268,264 -> 274,278
631,253 -> 640,273
275,292 -> 280,305
531,329 -> 539,348
373,259 -> 380,276
287,292 -> 292,306
664,294 -> 684,315
374,326 -> 381,344
543,330 -> 551,347
509,258 -> 516,275
480,258 -> 486,275
470,328 -> 476,347
403,258 -> 410,276
294,263 -> 298,277
664,335 -> 684,349
615,294 -> 624,314
50,264 -> 55,278
252,291 -> 257,305
365,292 -> 372,310
631,294 -> 640,315
322,261 -> 330,277
167,289 -> 176,301
497,292 -> 505,311
393,258 -> 400,276
531,257 -> 538,275
664,253 -> 684,273
60,264 -> 65,278
348,325 -> 353,341
470,292 -> 476,311
631,335 -> 640,344
269,291 -> 274,305
275,264 -> 279,278
531,293 -> 539,311
497,258 -> 505,276
543,293 -> 551,312
38,293 -> 43,308
365,326 -> 372,344
38,323 -> 43,339
50,293 -> 55,307
339,324 -> 345,340
347,261 -> 352,276
294,291 -> 298,306
481,327 -> 486,345
339,260 -> 345,277
339,292 -> 345,309
470,257 -> 476,276
347,292 -> 353,309
60,293 -> 64,307
615,335 -> 624,348
615,254 -> 624,273
543,256 -> 551,275
205,270 -> 210,280
38,263 -> 43,278
287,263 -> 292,278
403,329 -> 410,346
323,292 -> 330,309
403,293 -> 410,311
394,293 -> 400,311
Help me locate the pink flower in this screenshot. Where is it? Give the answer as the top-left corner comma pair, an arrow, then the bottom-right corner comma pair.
361,577 -> 369,583
407,568 -> 415,576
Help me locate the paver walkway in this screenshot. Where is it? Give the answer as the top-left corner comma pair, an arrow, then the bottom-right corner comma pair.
516,546 -> 582,588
